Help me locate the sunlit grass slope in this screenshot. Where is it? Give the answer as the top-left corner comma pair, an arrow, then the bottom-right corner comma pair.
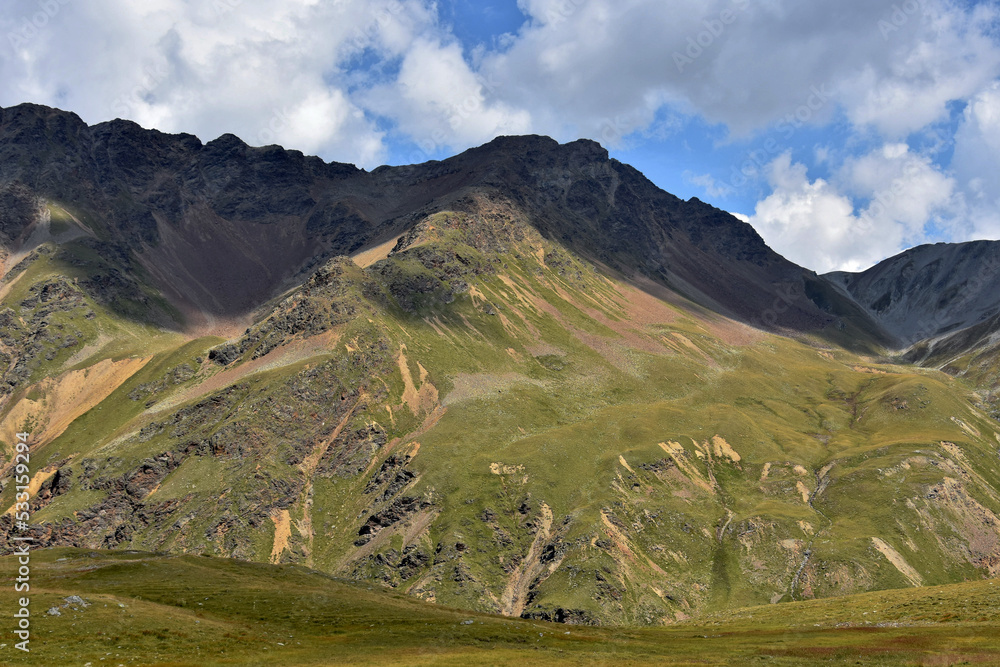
2,205 -> 1000,627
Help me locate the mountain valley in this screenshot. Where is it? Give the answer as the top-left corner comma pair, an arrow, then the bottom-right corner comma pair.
1,103 -> 999,646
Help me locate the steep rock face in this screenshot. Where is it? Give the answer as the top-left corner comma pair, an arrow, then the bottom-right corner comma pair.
0,105 -> 369,320
0,104 -> 877,338
825,241 -> 1000,345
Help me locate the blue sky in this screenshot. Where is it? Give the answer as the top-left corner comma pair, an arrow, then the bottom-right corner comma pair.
2,0 -> 1000,272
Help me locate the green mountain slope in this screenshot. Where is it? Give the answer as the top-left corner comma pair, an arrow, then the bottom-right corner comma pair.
2,548 -> 1000,666
2,201 -> 999,627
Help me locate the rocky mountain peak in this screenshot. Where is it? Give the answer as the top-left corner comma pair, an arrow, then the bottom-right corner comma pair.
0,103 -> 883,341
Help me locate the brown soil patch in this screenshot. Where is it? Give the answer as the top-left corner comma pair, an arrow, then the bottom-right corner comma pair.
796,481 -> 812,503
501,502 -> 555,617
351,235 -> 402,269
496,274 -> 543,313
397,345 -> 439,416
401,508 -> 437,546
658,441 -> 714,493
339,507 -> 440,574
669,333 -> 714,365
711,435 -> 742,465
0,357 -> 150,459
270,509 -> 292,564
0,267 -> 27,304
548,281 -> 672,360
3,465 -> 66,515
625,272 -> 762,346
156,331 -> 339,413
601,510 -> 669,576
871,537 -> 923,586
951,417 -> 981,439
422,317 -> 453,339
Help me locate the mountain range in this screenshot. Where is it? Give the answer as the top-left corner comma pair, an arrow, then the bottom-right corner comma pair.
1,103 -> 999,627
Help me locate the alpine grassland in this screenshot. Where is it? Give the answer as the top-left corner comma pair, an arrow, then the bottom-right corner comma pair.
1,548 -> 999,666
2,201 -> 1000,664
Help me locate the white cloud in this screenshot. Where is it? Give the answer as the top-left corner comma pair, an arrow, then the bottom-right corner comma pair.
748,147 -> 955,273
952,81 -> 1000,240
483,0 -> 1000,142
840,143 -> 955,239
838,4 -> 1000,137
0,0 -> 440,167
748,154 -> 868,273
4,0 -> 1000,167
686,171 -> 732,199
360,37 -> 532,156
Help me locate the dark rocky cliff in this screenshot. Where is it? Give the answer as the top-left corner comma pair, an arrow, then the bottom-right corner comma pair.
1,103 -> 880,339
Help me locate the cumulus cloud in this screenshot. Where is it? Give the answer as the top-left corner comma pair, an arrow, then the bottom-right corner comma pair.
0,0 -> 440,167
485,0 -> 1000,141
841,144 -> 956,239
748,147 -> 955,272
748,154 -> 868,273
838,3 -> 1000,137
952,81 -> 1000,239
360,37 -> 532,158
4,0 -> 999,163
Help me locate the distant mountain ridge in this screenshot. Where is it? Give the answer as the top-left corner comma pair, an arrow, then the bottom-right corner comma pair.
0,102 -> 880,341
826,241 -> 1000,416
825,240 -> 1000,345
